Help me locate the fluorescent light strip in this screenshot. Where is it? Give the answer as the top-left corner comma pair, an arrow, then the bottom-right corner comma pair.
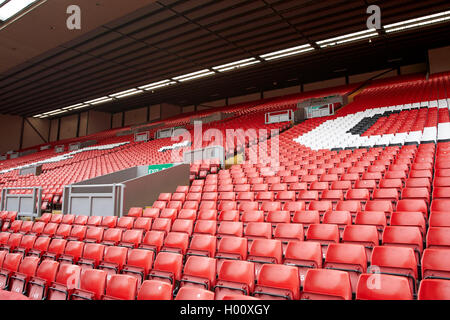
260,44 -> 312,59
384,10 -> 450,28
177,71 -> 215,82
212,58 -> 257,70
72,105 -> 89,110
217,60 -> 261,72
141,81 -> 176,91
262,48 -> 315,61
173,69 -> 212,81
90,98 -> 113,105
85,96 -> 111,104
0,0 -> 37,21
138,79 -> 171,90
319,32 -> 378,48
114,90 -> 143,99
385,16 -> 450,33
317,29 -> 377,45
48,110 -> 67,116
109,88 -> 139,97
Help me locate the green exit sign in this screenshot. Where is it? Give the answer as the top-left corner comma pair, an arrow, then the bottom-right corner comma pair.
148,163 -> 175,174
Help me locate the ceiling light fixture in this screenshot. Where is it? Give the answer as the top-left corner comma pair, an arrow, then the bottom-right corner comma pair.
172,69 -> 215,82
384,10 -> 450,33
260,44 -> 314,61
213,58 -> 261,72
0,0 -> 38,21
317,29 -> 378,48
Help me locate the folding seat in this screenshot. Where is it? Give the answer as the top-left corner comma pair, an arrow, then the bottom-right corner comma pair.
27,236 -> 51,258
19,221 -> 33,234
253,264 -> 300,300
191,180 -> 204,187
42,238 -> 67,261
322,211 -> 351,237
198,209 -> 218,221
236,191 -> 254,202
142,208 -> 160,219
180,256 -> 216,290
215,236 -> 248,270
214,260 -> 255,299
53,224 -> 71,240
152,200 -> 168,210
65,224 -> 87,242
167,201 -> 183,212
434,176 -> 450,188
217,184 -> 233,192
127,207 -> 143,218
218,210 -> 239,222
193,220 -> 217,236
307,200 -> 332,215
406,177 -> 431,190
238,201 -> 259,212
161,232 -> 189,255
426,227 -> 450,250
336,200 -> 362,219
159,208 -> 178,222
283,241 -> 321,285
171,219 -> 194,237
361,172 -> 382,182
0,232 -> 10,249
292,211 -> 320,234
301,269 -> 352,300
320,190 -> 344,203
433,187 -> 450,200
217,195 -> 236,206
288,182 -> 308,192
217,222 -> 243,238
139,230 -> 165,253
331,180 -> 351,191
8,256 -> 40,295
418,279 -> 450,300
365,200 -> 393,219
29,222 -> 46,236
55,240 -> 83,265
14,234 -> 37,257
203,184 -> 217,193
421,248 -> 450,281
177,209 -> 197,221
409,169 -> 432,181
382,226 -> 423,261
171,193 -> 186,202
1,233 -> 23,252
390,211 -> 426,236
175,286 -> 215,300
132,217 -> 152,232
38,213 -> 52,224
70,269 -> 107,300
102,274 -> 137,300
186,234 -> 216,258
98,246 -> 128,274
276,191 -> 297,203
372,188 -> 399,204
429,211 -> 450,228
84,227 -> 104,244
347,166 -> 365,175
260,201 -> 282,213
356,273 -> 413,300
306,224 -> 339,258
345,189 -> 370,202
320,174 -> 339,183
397,199 -> 428,219
255,191 -> 275,203
122,249 -> 154,285
74,216 -> 89,226
400,188 -> 430,205
266,176 -> 281,185
370,246 -> 418,294
340,173 -> 359,184
431,199 -> 450,215
298,190 -> 319,202
241,210 -> 264,224
151,218 -> 172,235
274,223 -> 303,252
77,243 -> 105,269
324,243 -> 366,293
47,264 -> 81,300
61,214 -> 75,225
309,182 -> 328,193
8,220 -> 22,234
266,211 -> 291,227
244,222 -> 272,241
282,201 -> 305,213
235,185 -> 251,193
26,259 -> 59,300
0,253 -> 22,289
87,216 -> 102,227
119,230 -> 143,249
97,228 -> 122,247
247,239 -> 282,277
137,279 -> 172,300
41,222 -> 58,238
149,252 -> 183,288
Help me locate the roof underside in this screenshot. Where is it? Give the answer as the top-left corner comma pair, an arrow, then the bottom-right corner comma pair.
0,0 -> 449,117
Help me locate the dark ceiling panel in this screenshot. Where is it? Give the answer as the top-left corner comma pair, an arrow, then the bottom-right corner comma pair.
0,0 -> 448,118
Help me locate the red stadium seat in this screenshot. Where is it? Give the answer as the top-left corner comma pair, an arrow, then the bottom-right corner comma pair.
418,279 -> 450,300
137,280 -> 172,300
306,224 -> 339,258
253,264 -> 300,300
283,241 -> 322,285
71,269 -> 107,300
356,273 -> 413,300
301,269 -> 352,300
214,260 -> 255,300
421,248 -> 450,281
